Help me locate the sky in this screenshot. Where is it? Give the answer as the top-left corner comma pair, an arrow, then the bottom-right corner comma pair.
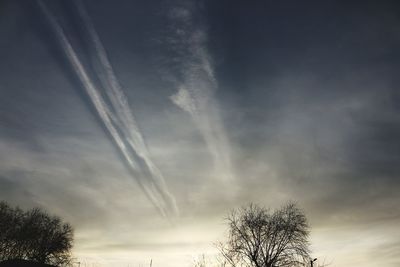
1,0 -> 400,266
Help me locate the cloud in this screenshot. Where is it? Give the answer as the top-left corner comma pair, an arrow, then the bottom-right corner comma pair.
167,2 -> 234,183
170,86 -> 197,116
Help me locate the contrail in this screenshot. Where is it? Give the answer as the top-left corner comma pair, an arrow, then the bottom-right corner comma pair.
169,5 -> 233,182
37,0 -> 178,217
71,0 -> 178,216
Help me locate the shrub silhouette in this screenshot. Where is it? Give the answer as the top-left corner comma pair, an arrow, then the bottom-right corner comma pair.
0,201 -> 73,266
0,259 -> 55,267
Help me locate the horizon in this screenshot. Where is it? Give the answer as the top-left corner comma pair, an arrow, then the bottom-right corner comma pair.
1,1 -> 400,266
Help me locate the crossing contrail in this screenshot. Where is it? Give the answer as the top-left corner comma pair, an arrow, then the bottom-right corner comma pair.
169,4 -> 233,182
37,0 -> 178,217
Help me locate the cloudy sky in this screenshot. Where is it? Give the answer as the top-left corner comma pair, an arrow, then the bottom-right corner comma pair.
1,0 -> 400,266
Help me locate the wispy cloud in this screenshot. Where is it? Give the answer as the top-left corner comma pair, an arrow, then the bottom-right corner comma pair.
168,3 -> 233,182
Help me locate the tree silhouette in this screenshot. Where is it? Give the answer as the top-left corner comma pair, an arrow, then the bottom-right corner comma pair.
0,201 -> 73,266
218,202 -> 310,267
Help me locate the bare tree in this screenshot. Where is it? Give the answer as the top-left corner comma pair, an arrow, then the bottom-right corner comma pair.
193,255 -> 208,267
0,201 -> 73,266
192,254 -> 229,267
217,202 -> 310,267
